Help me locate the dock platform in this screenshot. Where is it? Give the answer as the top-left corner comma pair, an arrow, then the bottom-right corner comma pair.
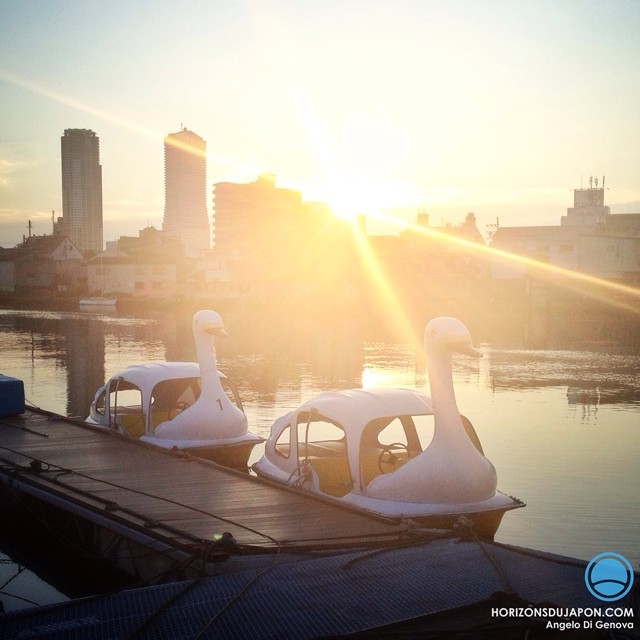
0,408 -> 418,580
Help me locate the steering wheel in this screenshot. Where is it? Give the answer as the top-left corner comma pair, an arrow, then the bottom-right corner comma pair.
378,442 -> 410,473
168,401 -> 190,420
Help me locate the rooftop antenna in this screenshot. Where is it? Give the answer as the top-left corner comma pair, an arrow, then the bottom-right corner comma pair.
603,175 -> 606,189
486,217 -> 500,242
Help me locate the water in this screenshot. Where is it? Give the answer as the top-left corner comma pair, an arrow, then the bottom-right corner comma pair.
1,308 -> 639,611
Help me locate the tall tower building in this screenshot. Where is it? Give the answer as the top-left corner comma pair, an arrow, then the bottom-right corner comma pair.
60,129 -> 103,253
163,128 -> 211,255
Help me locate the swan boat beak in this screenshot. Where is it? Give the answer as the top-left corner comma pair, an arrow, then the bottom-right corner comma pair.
444,338 -> 482,359
207,327 -> 229,337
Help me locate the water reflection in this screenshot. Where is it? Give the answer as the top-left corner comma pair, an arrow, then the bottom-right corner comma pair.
0,552 -> 68,612
486,349 -> 640,406
1,311 -> 164,417
2,309 -> 639,426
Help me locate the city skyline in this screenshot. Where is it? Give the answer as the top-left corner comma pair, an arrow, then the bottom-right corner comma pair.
1,1 -> 639,249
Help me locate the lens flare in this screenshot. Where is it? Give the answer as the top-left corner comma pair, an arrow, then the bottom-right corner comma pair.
360,208 -> 640,316
0,68 -> 259,174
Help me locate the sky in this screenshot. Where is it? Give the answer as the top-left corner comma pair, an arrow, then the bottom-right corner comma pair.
1,0 -> 639,248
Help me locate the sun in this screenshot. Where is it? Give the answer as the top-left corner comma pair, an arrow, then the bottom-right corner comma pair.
322,170 -> 419,227
324,173 -> 376,222
289,87 -> 417,224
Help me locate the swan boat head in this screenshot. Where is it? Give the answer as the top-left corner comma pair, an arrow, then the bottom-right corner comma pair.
424,316 -> 482,359
194,309 -> 228,340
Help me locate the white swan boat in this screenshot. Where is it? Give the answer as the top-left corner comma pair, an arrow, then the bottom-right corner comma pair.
253,317 -> 524,538
87,310 -> 262,468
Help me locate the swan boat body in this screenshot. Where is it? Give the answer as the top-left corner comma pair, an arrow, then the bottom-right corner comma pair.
86,310 -> 262,468
253,317 -> 524,538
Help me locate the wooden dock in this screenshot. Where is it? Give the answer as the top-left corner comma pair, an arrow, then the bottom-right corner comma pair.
0,408 -> 419,581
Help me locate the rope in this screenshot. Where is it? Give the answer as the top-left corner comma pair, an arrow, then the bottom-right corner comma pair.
125,544 -> 284,640
341,528 -> 453,570
454,516 -> 516,595
286,458 -> 313,489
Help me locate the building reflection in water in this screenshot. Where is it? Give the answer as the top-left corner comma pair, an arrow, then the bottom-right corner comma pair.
64,317 -> 105,418
8,313 -> 106,418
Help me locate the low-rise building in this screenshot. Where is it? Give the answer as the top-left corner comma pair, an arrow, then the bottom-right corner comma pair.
10,235 -> 84,294
212,175 -> 357,297
491,182 -> 640,281
367,211 -> 487,285
87,255 -> 178,298
0,249 -> 16,292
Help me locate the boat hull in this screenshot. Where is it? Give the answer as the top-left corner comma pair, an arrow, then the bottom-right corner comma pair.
253,461 -> 523,539
181,440 -> 261,469
141,434 -> 263,469
387,504 -> 519,540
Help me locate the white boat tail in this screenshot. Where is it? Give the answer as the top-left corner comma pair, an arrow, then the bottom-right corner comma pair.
253,317 -> 524,538
87,310 -> 262,468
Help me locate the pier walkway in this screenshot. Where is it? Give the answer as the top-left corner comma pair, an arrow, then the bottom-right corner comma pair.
0,408 -> 417,579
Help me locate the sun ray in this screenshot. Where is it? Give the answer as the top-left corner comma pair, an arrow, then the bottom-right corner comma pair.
291,88 -> 420,343
0,68 -> 259,174
353,224 -> 421,345
291,84 -> 640,341
361,208 -> 640,316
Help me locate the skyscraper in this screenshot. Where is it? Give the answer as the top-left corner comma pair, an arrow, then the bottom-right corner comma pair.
60,129 -> 103,253
163,128 -> 211,256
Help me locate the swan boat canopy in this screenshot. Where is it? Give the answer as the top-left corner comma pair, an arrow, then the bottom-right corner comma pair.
253,317 -> 524,538
86,310 -> 262,468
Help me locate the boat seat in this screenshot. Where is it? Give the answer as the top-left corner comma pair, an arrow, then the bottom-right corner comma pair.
307,455 -> 352,497
114,412 -> 145,439
151,411 -> 172,428
301,441 -> 345,456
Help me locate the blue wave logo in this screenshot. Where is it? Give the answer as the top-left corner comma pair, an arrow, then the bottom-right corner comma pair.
585,552 -> 634,602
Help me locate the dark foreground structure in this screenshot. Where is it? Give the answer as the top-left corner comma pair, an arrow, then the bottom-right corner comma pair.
1,538 -> 637,639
